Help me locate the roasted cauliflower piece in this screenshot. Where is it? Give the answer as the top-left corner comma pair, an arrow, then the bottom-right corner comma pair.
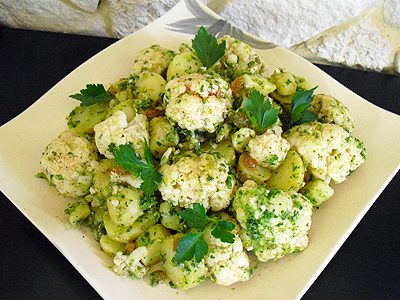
131,45 -> 175,76
164,73 -> 233,133
40,130 -> 99,198
113,246 -> 148,279
231,127 -> 256,153
247,126 -> 290,170
159,153 -> 235,211
283,122 -> 366,184
204,213 -> 252,286
94,110 -> 149,159
214,35 -> 266,80
310,94 -> 355,132
232,180 -> 313,262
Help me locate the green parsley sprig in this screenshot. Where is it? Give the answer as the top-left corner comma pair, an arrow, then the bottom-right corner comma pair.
108,141 -> 162,197
69,84 -> 112,106
192,26 -> 226,69
288,87 -> 318,128
244,89 -> 279,133
175,232 -> 209,263
174,203 -> 235,263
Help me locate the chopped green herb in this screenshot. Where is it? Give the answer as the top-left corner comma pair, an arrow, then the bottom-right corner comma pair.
141,194 -> 157,210
64,202 -> 78,215
226,175 -> 233,189
35,172 -> 47,179
266,154 -> 278,165
149,270 -> 166,287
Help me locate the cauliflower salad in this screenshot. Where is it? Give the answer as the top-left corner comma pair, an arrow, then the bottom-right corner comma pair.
38,27 -> 366,290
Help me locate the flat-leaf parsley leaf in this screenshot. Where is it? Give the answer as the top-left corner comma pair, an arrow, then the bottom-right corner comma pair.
192,26 -> 226,69
109,141 -> 162,197
69,84 -> 112,106
175,232 -> 208,263
178,203 -> 209,230
244,89 -> 279,133
174,203 -> 236,263
288,87 -> 318,128
211,220 -> 235,243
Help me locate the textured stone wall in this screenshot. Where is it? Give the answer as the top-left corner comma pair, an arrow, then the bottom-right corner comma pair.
215,0 -> 400,73
1,0 -> 399,73
0,0 -> 179,37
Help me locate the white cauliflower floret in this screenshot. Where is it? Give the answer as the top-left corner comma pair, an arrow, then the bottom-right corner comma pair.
40,130 -> 99,198
232,180 -> 313,262
283,122 -> 366,184
113,247 -> 148,279
131,45 -> 175,76
247,125 -> 290,169
159,153 -> 235,211
94,110 -> 149,159
204,213 -> 251,286
164,73 -> 233,133
213,36 -> 266,80
232,127 -> 256,153
310,94 -> 354,132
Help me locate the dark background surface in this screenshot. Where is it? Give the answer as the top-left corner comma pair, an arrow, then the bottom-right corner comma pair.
1,26 -> 399,299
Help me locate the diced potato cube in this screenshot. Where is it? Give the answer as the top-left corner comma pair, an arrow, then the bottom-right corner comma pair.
266,150 -> 305,192
301,178 -> 334,206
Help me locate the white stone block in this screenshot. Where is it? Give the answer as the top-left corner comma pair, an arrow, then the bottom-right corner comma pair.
0,0 -> 108,36
109,0 -> 179,38
0,0 -> 398,73
383,0 -> 400,29
206,0 -> 378,48
305,18 -> 392,71
69,0 -> 100,13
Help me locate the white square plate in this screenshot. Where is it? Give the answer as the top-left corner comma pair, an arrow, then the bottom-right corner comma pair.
1,1 -> 399,299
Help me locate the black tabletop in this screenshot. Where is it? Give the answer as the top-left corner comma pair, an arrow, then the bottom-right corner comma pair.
0,26 -> 399,300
